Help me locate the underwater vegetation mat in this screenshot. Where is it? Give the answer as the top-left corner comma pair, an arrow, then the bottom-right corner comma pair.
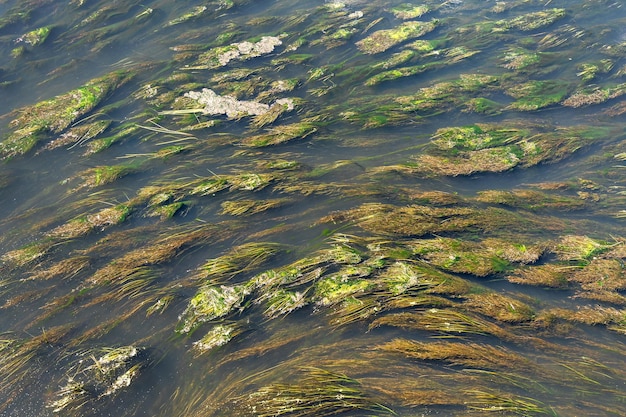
1,0 -> 626,416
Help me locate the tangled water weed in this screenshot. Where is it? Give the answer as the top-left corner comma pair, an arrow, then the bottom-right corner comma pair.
1,0 -> 626,416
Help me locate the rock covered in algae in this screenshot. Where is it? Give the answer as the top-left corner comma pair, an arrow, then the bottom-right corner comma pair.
356,20 -> 438,54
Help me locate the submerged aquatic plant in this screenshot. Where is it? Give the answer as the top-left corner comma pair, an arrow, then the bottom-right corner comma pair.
0,70 -> 134,159
356,20 -> 439,54
238,367 -> 394,416
49,345 -> 146,413
1,1 -> 626,416
177,283 -> 254,335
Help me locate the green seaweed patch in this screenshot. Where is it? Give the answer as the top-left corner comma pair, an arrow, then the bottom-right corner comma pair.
241,368 -> 393,417
47,204 -> 131,239
507,9 -> 566,31
365,64 -> 431,86
219,198 -> 288,216
505,80 -> 570,111
391,4 -> 430,20
576,59 -> 614,82
189,176 -> 230,196
42,119 -> 111,152
314,275 -> 374,306
413,146 -> 522,176
320,203 -> 540,237
563,83 -> 626,108
77,163 -> 138,189
1,70 -> 134,159
19,26 -> 51,46
271,53 -> 315,67
191,324 -> 242,356
198,242 -> 286,281
193,35 -> 283,69
177,283 -> 254,334
240,122 -> 317,147
314,27 -> 358,49
1,239 -> 56,268
166,5 -> 208,26
412,124 -> 610,176
396,74 -> 500,114
146,202 -> 186,219
408,237 -> 512,277
262,289 -> 308,319
551,235 -> 615,262
258,159 -> 300,171
500,47 -> 542,71
50,345 -> 144,413
378,261 -> 449,295
189,172 -> 275,196
372,49 -> 416,70
476,189 -> 586,211
431,124 -> 529,151
356,20 -> 439,54
463,292 -> 535,322
571,258 -> 626,296
463,97 -> 503,115
507,264 -> 568,288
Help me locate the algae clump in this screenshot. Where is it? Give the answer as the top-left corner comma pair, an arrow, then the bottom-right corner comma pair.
1,70 -> 134,159
356,20 -> 438,54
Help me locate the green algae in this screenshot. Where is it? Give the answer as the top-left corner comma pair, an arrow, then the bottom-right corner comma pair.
20,26 -> 51,46
365,64 -> 432,86
1,1 -> 626,416
0,70 -> 134,159
505,80 -> 570,111
476,189 -> 587,212
192,324 -> 241,356
391,4 -> 430,20
508,9 -> 566,31
262,289 -> 308,319
403,122 -> 610,177
241,121 -> 317,147
177,283 -> 254,335
563,83 -> 626,108
356,20 -> 439,54
314,274 -> 373,306
239,367 -> 394,417
166,5 -> 208,27
500,47 -> 542,71
220,198 -> 288,216
50,345 -> 145,413
409,237 -> 514,277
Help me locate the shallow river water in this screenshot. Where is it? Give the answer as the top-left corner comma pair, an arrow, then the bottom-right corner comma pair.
1,0 -> 625,416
